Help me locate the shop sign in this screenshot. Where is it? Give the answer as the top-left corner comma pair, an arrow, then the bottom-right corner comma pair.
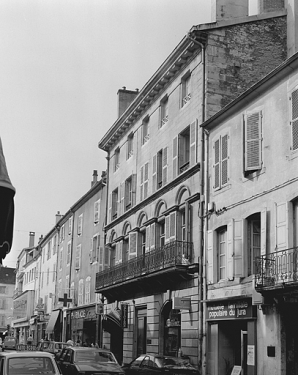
121,303 -> 128,328
71,307 -> 96,320
173,297 -> 191,310
29,318 -> 35,325
207,299 -> 256,320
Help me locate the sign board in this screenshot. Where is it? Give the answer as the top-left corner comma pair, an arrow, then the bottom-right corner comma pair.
231,366 -> 242,375
173,297 -> 191,310
96,303 -> 104,315
121,303 -> 128,328
207,299 -> 256,320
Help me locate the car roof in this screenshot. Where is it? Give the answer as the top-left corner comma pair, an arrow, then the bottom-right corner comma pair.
0,351 -> 55,358
66,347 -> 112,353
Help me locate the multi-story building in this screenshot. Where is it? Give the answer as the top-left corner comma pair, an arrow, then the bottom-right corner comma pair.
0,267 -> 15,336
95,0 -> 290,368
203,49 -> 298,375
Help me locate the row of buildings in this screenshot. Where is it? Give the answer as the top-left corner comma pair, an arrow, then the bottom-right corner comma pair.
9,0 -> 298,374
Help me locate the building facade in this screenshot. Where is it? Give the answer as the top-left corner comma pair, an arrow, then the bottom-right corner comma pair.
0,267 -> 15,337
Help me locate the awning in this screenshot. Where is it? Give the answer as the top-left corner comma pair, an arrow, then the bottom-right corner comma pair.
45,310 -> 60,334
102,309 -> 122,331
0,137 -> 15,265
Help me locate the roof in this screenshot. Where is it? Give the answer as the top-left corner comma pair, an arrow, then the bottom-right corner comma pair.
0,351 -> 55,358
0,267 -> 15,284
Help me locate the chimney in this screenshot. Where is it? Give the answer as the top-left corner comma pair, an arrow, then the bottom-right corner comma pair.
211,0 -> 249,21
29,232 -> 35,248
258,0 -> 284,13
117,87 -> 139,117
91,170 -> 98,187
55,211 -> 63,224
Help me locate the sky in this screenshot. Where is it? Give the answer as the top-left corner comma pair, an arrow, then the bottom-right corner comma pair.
1,0 -> 215,268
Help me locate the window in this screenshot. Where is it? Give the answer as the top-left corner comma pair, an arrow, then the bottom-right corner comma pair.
213,133 -> 229,190
114,147 -> 120,171
141,116 -> 149,145
52,235 -> 57,255
111,188 -> 118,220
68,216 -> 73,235
59,248 -> 63,271
77,214 -> 83,236
244,111 -> 262,173
75,245 -> 82,270
153,148 -> 168,192
160,95 -> 169,128
78,279 -> 84,306
90,234 -> 99,264
247,213 -> 261,276
290,88 -> 298,151
181,72 -> 191,107
127,132 -> 134,159
85,277 -> 91,305
67,241 -> 71,265
125,176 -> 133,210
94,199 -> 100,224
0,286 -> 6,294
60,225 -> 65,243
218,227 -> 227,280
47,242 -> 51,260
140,163 -> 149,201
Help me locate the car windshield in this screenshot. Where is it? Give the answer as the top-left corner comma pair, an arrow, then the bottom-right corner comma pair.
75,350 -> 117,363
156,357 -> 195,369
8,357 -> 56,375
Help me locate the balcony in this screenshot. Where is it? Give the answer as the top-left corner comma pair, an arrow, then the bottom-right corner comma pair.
96,241 -> 195,302
255,246 -> 298,294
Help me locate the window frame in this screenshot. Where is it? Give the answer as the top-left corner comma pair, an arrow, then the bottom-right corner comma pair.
111,188 -> 119,220
213,132 -> 229,191
181,71 -> 191,108
141,116 -> 150,145
160,95 -> 169,128
127,132 -> 134,159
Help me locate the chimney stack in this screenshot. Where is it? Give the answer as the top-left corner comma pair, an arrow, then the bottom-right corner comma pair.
55,211 -> 63,224
211,0 -> 249,21
91,170 -> 98,187
29,232 -> 35,248
117,87 -> 139,117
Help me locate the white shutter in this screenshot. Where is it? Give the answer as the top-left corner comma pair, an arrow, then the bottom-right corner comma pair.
290,88 -> 298,151
145,227 -> 150,253
129,232 -> 138,259
169,212 -> 176,241
132,174 -> 137,207
165,216 -> 170,244
261,208 -> 267,256
227,222 -> 234,280
140,166 -> 144,202
245,111 -> 262,171
207,230 -> 214,284
150,223 -> 156,250
190,120 -> 197,167
275,202 -> 289,250
152,154 -> 157,193
162,147 -> 168,186
221,134 -> 228,186
214,139 -> 220,190
173,136 -> 178,179
234,219 -> 244,278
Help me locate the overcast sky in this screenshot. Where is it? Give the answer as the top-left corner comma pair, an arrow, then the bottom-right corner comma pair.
1,0 -> 215,268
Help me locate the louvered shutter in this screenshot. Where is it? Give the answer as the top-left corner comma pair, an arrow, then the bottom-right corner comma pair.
120,183 -> 124,215
108,193 -> 112,223
227,223 -> 234,280
190,120 -> 197,167
221,134 -> 228,186
144,162 -> 149,199
214,139 -> 220,189
207,230 -> 214,284
132,174 -> 137,207
275,202 -> 289,250
162,147 -> 168,186
129,232 -> 137,259
169,212 -> 176,241
140,166 -> 144,202
152,154 -> 157,193
104,246 -> 110,268
261,208 -> 267,256
99,246 -> 104,271
165,216 -> 170,244
245,111 -> 262,171
119,240 -> 123,264
173,136 -> 178,179
145,227 -> 150,252
150,223 -> 156,250
291,88 -> 298,151
234,220 -> 244,278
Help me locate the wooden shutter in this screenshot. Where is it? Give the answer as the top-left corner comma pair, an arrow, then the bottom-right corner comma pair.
120,183 -> 124,215
165,215 -> 170,244
108,193 -> 112,223
119,240 -> 123,264
132,174 -> 137,207
214,139 -> 220,189
275,202 -> 289,250
207,230 -> 214,284
104,246 -> 110,268
234,220 -> 244,278
145,227 -> 150,252
144,162 -> 149,199
291,88 -> 298,151
245,111 -> 262,171
129,232 -> 138,259
162,147 -> 168,186
150,223 -> 156,250
140,166 -> 144,201
261,208 -> 267,256
227,223 -> 234,280
169,212 -> 176,241
152,154 -> 157,193
221,134 -> 228,186
190,120 -> 197,167
173,136 -> 178,179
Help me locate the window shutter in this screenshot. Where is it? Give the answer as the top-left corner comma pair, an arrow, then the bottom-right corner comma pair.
132,174 -> 137,207
165,215 -> 170,244
207,230 -> 214,284
145,227 -> 150,252
234,219 -> 244,278
214,139 -> 220,189
173,136 -> 178,179
162,147 -> 168,186
169,212 -> 176,241
245,111 -> 262,171
144,162 -> 149,199
108,193 -> 112,223
140,166 -> 144,201
104,246 -> 110,268
129,232 -> 138,259
275,202 -> 289,250
221,134 -> 228,186
261,208 -> 267,256
227,222 -> 234,280
179,135 -> 185,167
152,154 -> 157,193
190,120 -> 197,167
291,88 -> 298,151
119,240 -> 123,264
99,247 -> 104,271
120,182 -> 124,215
150,223 -> 156,250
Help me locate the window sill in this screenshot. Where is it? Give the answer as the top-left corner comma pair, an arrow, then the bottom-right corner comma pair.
287,149 -> 298,161
213,183 -> 231,195
242,167 -> 266,182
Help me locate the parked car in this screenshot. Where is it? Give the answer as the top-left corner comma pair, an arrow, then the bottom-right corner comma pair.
122,354 -> 199,375
2,337 -> 17,351
0,350 -> 61,375
56,346 -> 124,375
36,341 -> 67,358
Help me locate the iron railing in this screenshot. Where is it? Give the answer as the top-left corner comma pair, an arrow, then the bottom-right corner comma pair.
96,240 -> 193,289
255,246 -> 298,288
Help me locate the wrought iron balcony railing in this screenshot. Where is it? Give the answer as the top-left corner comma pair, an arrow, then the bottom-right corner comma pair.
255,246 -> 298,288
96,240 -> 193,290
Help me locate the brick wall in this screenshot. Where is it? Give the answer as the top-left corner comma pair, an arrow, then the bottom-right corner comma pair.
205,16 -> 287,118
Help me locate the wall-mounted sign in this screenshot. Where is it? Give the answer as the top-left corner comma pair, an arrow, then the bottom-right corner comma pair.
207,299 -> 256,320
121,303 -> 128,328
173,297 -> 191,310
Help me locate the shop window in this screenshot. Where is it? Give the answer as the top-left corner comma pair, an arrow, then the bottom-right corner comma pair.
164,309 -> 181,357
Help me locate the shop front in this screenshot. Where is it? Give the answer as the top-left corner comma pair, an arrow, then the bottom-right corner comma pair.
66,305 -> 98,346
206,298 -> 257,375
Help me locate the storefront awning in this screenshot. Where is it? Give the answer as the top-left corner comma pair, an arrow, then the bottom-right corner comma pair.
45,310 -> 60,334
0,137 -> 15,265
102,309 -> 121,330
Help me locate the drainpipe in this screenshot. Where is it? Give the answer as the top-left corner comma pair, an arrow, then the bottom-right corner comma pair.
186,32 -> 206,375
